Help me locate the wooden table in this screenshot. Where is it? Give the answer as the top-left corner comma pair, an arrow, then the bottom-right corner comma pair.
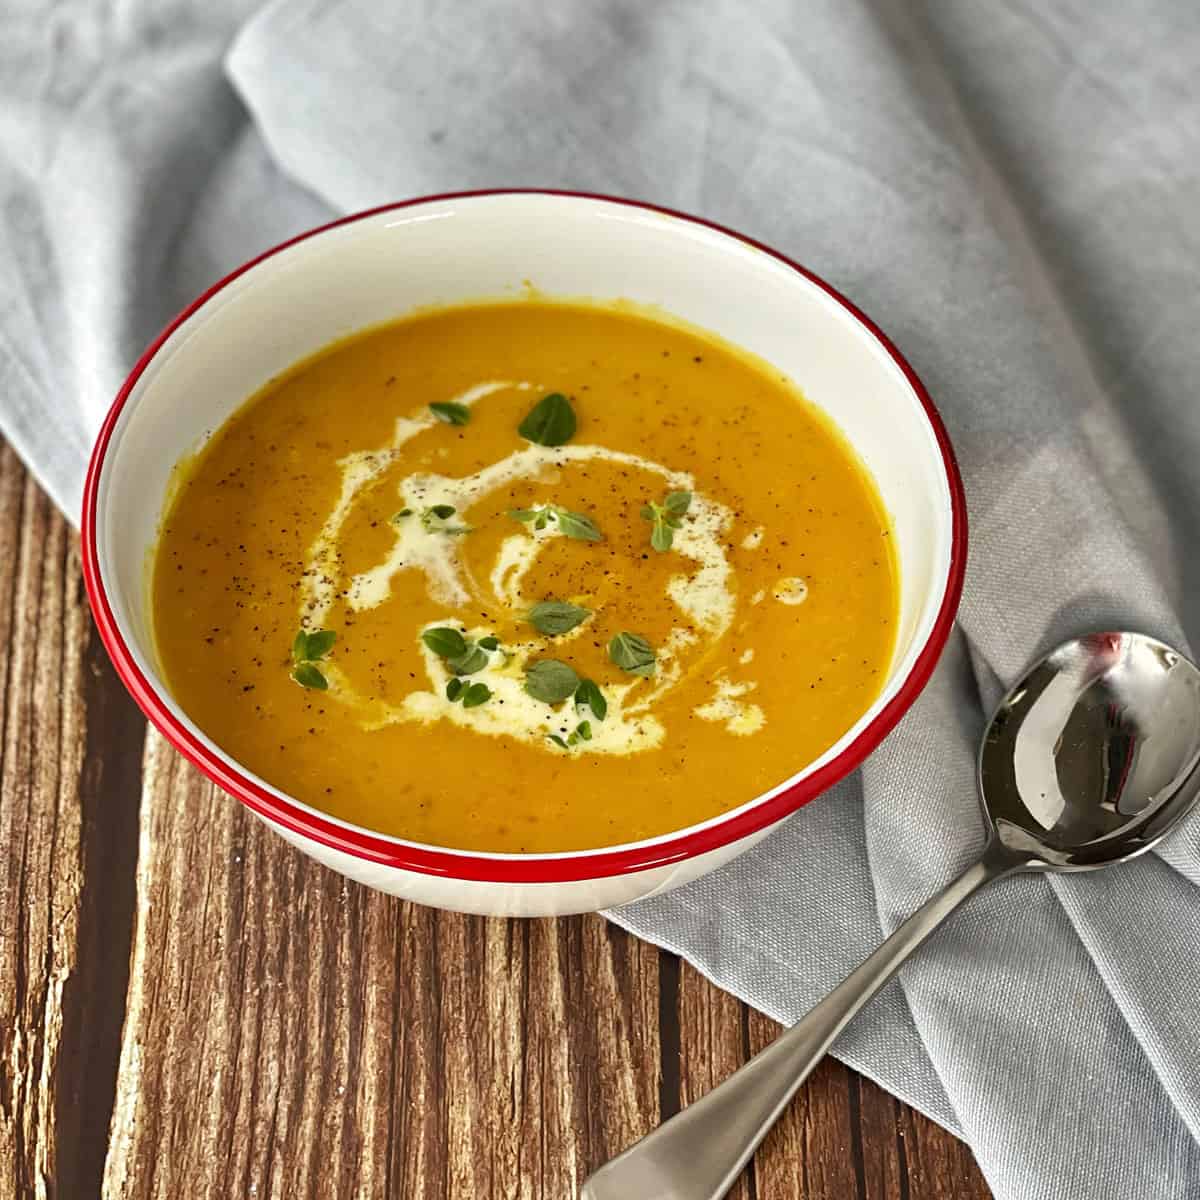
0,441 -> 991,1199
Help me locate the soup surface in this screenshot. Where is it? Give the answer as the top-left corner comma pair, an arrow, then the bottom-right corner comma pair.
153,301 -> 897,852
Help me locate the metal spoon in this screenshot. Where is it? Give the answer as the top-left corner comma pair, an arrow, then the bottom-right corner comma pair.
582,631 -> 1200,1200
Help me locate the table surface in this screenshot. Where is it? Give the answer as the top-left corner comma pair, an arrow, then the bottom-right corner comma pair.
0,440 -> 992,1199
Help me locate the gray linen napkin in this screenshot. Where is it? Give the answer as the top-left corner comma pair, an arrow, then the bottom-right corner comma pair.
5,2 -> 1200,1195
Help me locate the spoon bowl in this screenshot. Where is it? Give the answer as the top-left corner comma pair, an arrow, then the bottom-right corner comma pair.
982,632 -> 1200,869
583,631 -> 1200,1200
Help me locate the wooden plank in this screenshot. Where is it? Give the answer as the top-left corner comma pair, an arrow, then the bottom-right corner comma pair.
0,447 -> 91,1200
747,1009 -> 861,1200
53,587 -> 145,1199
0,509 -> 142,1199
851,1074 -> 907,1200
897,1101 -> 992,1200
674,959 -> 755,1199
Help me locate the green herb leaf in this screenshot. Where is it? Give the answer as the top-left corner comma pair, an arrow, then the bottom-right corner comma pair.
547,734 -> 569,750
478,635 -> 500,651
528,600 -> 591,636
640,489 -> 692,553
518,392 -> 576,446
554,509 -> 602,542
507,504 -> 602,542
462,683 -> 492,709
574,679 -> 608,722
420,505 -> 469,534
422,627 -> 468,659
304,630 -> 336,660
291,663 -> 328,690
291,630 -> 310,663
524,659 -> 580,704
609,631 -> 656,677
430,401 -> 470,426
448,646 -> 488,676
446,678 -> 463,702
565,718 -> 594,748
292,628 -> 335,664
391,508 -> 412,522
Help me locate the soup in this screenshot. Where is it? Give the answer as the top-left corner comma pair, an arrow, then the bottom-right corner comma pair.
152,301 -> 898,852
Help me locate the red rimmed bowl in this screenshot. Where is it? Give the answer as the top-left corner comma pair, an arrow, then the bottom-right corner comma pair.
82,190 -> 966,916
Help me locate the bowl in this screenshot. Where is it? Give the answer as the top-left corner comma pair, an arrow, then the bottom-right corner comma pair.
82,190 -> 966,916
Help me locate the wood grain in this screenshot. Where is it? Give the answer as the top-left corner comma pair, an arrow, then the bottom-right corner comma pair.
0,438 -> 993,1199
1,445 -> 89,1200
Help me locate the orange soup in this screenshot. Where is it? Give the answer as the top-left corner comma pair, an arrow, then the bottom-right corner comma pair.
152,301 -> 897,852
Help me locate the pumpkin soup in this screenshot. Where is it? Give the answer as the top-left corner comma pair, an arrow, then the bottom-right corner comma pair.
152,301 -> 897,852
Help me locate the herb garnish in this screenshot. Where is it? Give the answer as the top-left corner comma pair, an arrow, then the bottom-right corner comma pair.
609,631 -> 656,677
641,490 -> 692,552
430,401 -> 470,425
548,720 -> 595,751
574,678 -> 607,722
291,629 -> 336,690
291,663 -> 328,690
420,505 -> 470,535
446,677 -> 491,708
524,659 -> 580,703
528,600 -> 591,636
449,645 -> 488,674
422,627 -> 467,658
518,393 -> 576,446
507,505 -> 602,542
478,635 -> 500,651
422,626 -> 493,675
392,506 -> 467,532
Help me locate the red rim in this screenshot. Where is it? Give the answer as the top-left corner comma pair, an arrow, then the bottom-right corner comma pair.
81,189 -> 967,884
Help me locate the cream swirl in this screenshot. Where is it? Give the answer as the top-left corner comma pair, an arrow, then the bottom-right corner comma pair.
298,383 -> 753,754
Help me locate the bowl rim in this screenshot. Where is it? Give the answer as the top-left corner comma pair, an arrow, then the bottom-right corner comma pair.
81,188 -> 967,884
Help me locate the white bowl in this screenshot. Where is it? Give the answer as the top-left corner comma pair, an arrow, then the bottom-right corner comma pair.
82,190 -> 966,916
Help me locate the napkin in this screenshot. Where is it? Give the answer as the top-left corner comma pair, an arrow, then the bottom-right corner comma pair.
4,1 -> 1200,1195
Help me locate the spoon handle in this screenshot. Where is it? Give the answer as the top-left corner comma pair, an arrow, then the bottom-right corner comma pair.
580,838 -> 1023,1200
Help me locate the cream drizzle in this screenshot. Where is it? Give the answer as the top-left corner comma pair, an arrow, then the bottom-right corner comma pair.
695,675 -> 765,736
301,381 -> 512,625
332,624 -> 667,754
297,381 -> 771,755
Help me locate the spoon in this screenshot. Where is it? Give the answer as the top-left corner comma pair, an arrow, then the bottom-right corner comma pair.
581,631 -> 1200,1200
